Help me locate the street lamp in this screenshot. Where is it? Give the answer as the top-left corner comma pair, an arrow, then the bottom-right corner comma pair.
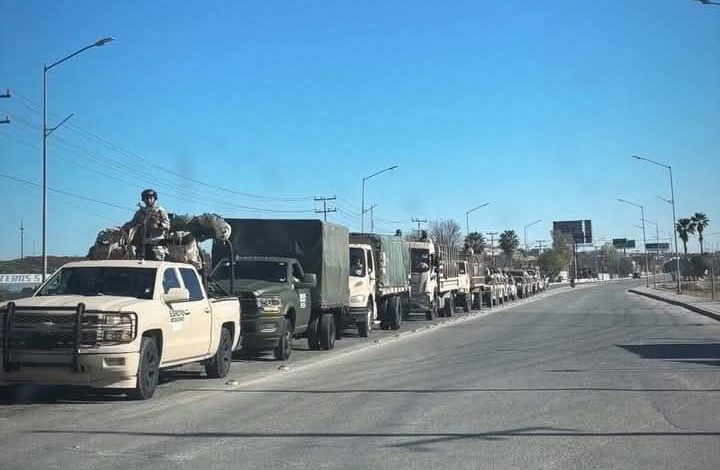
618,198 -> 649,287
42,37 -> 114,279
361,165 -> 397,232
465,202 -> 490,234
523,219 -> 542,253
631,155 -> 681,293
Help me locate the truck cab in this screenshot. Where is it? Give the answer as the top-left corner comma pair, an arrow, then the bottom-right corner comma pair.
348,243 -> 377,337
409,239 -> 438,319
0,260 -> 241,400
209,256 -> 316,360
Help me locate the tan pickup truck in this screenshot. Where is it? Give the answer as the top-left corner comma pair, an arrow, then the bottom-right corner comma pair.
0,260 -> 240,400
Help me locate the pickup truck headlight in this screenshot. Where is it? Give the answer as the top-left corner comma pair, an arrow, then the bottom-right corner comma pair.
257,296 -> 282,314
82,312 -> 137,345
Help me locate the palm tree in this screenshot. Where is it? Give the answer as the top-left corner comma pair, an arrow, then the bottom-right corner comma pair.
498,230 -> 520,266
691,212 -> 710,255
676,218 -> 696,256
464,232 -> 486,254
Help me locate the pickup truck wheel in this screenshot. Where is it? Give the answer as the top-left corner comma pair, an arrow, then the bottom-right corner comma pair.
318,313 -> 335,350
128,337 -> 159,400
205,327 -> 233,378
357,302 -> 373,338
273,319 -> 293,361
307,316 -> 320,350
389,296 -> 402,330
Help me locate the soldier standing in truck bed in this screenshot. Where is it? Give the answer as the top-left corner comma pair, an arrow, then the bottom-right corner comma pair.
122,189 -> 170,261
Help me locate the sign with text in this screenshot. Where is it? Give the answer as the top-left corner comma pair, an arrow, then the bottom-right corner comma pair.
0,274 -> 44,285
613,238 -> 636,249
646,242 -> 670,251
553,220 -> 593,244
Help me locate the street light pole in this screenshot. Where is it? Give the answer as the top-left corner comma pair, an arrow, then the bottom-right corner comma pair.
618,198 -> 648,287
632,156 -> 681,293
465,202 -> 490,234
361,165 -> 398,232
523,219 -> 542,253
41,38 -> 114,280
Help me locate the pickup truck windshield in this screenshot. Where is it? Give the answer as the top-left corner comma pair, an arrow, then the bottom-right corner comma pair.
213,260 -> 289,283
411,249 -> 431,273
36,267 -> 156,299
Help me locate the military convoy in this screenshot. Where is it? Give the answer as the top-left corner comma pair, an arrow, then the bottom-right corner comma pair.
0,219 -> 548,400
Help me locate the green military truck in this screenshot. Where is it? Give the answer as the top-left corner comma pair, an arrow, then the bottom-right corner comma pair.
211,219 -> 350,360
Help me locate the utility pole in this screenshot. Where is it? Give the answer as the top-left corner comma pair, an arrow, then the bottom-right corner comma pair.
1,88 -> 9,124
412,217 -> 427,237
487,232 -> 498,268
314,196 -> 336,222
368,204 -> 378,232
20,220 -> 24,260
536,240 -> 548,253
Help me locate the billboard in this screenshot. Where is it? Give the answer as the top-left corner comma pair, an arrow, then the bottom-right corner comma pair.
646,242 -> 670,251
553,220 -> 593,244
613,238 -> 636,249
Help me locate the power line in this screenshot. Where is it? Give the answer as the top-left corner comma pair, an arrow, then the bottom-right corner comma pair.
0,172 -> 134,212
11,90 -> 314,202
1,116 -> 315,215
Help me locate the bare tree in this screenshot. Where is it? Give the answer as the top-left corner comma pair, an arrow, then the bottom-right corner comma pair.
429,219 -> 463,248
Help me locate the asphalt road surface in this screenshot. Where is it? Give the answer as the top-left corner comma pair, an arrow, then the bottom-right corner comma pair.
1,281 -> 718,470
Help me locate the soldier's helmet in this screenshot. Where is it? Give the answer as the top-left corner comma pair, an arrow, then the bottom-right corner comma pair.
141,189 -> 158,200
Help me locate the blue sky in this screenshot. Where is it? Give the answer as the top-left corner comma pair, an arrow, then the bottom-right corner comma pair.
1,0 -> 719,259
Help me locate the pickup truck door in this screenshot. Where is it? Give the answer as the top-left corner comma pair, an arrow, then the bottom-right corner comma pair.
291,262 -> 312,331
173,267 -> 213,359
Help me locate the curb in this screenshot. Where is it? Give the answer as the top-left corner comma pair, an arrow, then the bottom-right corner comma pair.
628,288 -> 720,322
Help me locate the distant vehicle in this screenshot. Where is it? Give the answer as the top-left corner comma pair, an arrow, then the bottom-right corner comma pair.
632,272 -> 641,279
0,260 -> 241,400
408,232 -> 468,319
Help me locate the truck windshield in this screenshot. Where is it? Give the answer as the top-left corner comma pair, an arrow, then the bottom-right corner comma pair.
349,248 -> 366,277
411,249 -> 431,273
212,260 -> 288,284
36,267 -> 156,299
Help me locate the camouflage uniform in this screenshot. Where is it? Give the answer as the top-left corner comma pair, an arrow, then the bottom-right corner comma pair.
123,205 -> 170,261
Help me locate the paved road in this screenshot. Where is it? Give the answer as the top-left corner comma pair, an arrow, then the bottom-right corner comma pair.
1,281 -> 718,469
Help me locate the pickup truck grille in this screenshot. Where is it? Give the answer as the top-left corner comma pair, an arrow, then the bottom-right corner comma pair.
8,310 -> 78,351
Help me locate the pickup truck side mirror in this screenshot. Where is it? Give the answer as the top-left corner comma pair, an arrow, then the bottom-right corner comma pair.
163,287 -> 190,304
296,273 -> 317,289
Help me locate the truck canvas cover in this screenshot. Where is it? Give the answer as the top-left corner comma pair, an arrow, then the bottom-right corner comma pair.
214,219 -> 349,310
350,233 -> 410,291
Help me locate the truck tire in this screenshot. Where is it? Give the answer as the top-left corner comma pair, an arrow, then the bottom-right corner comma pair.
465,294 -> 472,312
128,336 -> 159,400
389,296 -> 402,330
307,315 -> 320,350
357,302 -> 373,338
273,318 -> 293,361
318,313 -> 335,350
206,327 -> 233,378
378,298 -> 390,329
443,294 -> 454,317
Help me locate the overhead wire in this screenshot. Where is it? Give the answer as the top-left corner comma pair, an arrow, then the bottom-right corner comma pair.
11,90 -> 315,202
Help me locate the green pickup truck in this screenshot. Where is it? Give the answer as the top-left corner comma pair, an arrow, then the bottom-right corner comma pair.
210,257 -> 316,360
